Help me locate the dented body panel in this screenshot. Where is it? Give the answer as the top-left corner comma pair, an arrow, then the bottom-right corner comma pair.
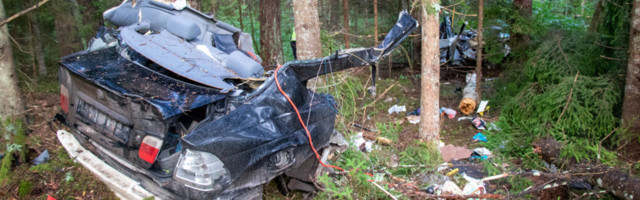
57,1 -> 418,199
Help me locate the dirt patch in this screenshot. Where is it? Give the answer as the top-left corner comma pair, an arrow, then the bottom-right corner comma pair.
0,91 -> 117,200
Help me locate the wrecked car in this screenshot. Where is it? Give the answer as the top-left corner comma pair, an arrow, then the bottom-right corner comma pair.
439,16 -> 510,66
55,0 -> 417,199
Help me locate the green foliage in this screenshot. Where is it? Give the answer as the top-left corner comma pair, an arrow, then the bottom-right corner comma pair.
560,138 -> 618,166
0,118 -> 27,184
491,30 -> 626,165
316,148 -> 385,200
376,121 -> 403,142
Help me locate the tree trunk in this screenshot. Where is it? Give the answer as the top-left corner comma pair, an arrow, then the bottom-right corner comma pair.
188,0 -> 201,10
621,0 -> 640,159
475,0 -> 483,102
28,8 -> 46,76
0,0 -> 24,118
249,1 -> 259,53
69,0 -> 85,49
259,0 -> 283,67
237,0 -> 244,30
292,0 -> 322,59
52,0 -> 82,56
373,0 -> 378,45
589,0 -> 604,33
329,0 -> 340,31
419,0 -> 440,142
210,0 -> 217,15
342,0 -> 349,48
513,0 -> 532,17
512,0 -> 532,46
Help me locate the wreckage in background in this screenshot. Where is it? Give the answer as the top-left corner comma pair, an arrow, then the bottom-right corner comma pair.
55,0 -> 418,199
439,16 -> 511,66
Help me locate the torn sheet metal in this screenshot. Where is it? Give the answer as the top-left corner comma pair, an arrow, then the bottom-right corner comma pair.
179,11 -> 418,196
60,47 -> 225,119
121,28 -> 241,91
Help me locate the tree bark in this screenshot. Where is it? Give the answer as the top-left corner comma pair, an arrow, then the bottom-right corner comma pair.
188,0 -> 201,10
342,0 -> 349,48
0,0 -> 25,118
589,0 -> 604,33
419,0 -> 440,142
292,0 -> 322,59
513,0 -> 532,17
329,0 -> 340,31
475,0 -> 483,102
52,0 -> 82,56
512,0 -> 532,46
27,6 -> 46,76
621,0 -> 640,159
373,0 -> 378,45
237,0 -> 244,30
210,0 -> 217,15
259,0 -> 283,67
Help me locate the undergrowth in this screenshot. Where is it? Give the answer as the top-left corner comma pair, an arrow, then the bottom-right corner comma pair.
489,30 -> 628,166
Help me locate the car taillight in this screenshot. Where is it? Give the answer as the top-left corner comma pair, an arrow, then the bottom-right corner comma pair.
61,85 -> 69,113
139,136 -> 162,164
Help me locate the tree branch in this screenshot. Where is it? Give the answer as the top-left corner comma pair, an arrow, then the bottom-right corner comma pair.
0,0 -> 50,27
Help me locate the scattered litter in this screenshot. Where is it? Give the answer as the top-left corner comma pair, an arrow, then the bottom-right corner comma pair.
352,123 -> 377,132
440,144 -> 473,162
349,132 -> 379,152
446,168 -> 459,176
440,107 -> 457,119
406,115 -> 420,124
387,105 -> 406,114
472,133 -> 487,142
384,97 -> 394,102
423,185 -> 436,194
407,107 -> 420,116
441,181 -> 463,195
376,137 -> 393,146
437,162 -> 452,172
471,116 -> 486,130
476,100 -> 489,114
457,116 -> 473,121
33,150 -> 50,165
487,123 -> 502,131
462,174 -> 486,197
65,172 -> 74,182
543,161 -> 558,173
471,147 -> 492,161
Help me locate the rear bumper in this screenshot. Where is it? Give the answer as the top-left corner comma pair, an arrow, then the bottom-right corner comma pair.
57,130 -> 159,200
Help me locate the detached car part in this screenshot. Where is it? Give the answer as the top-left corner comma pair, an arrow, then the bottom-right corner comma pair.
56,0 -> 418,199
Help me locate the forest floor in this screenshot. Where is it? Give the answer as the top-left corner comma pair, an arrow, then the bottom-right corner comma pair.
0,64 -> 582,199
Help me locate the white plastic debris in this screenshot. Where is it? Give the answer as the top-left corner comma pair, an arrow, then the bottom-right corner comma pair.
462,173 -> 486,199
477,100 -> 489,113
487,123 -> 502,131
473,147 -> 493,158
406,115 -> 420,124
387,105 -> 406,114
384,97 -> 394,102
457,116 -> 473,121
437,162 -> 452,172
349,132 -> 376,153
441,181 -> 463,195
440,107 -> 457,119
